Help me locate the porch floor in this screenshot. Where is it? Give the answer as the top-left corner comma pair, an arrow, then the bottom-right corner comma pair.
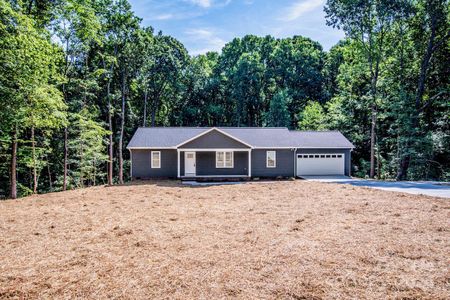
180,175 -> 250,182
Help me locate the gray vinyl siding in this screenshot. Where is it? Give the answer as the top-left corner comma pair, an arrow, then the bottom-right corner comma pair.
296,148 -> 352,176
131,149 -> 177,178
251,149 -> 295,177
179,130 -> 250,149
180,151 -> 248,176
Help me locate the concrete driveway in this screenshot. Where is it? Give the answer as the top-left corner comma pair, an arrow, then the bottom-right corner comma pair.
301,176 -> 450,198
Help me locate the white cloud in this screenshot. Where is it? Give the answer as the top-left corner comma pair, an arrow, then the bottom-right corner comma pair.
282,0 -> 325,21
152,13 -> 175,20
185,0 -> 212,8
185,28 -> 226,55
184,0 -> 231,8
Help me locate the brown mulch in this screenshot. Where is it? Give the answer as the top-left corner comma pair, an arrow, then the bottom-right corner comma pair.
0,180 -> 449,299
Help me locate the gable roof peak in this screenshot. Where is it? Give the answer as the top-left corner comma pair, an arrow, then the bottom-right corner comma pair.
175,127 -> 253,148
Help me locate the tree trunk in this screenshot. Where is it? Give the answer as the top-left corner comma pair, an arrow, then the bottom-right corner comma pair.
47,159 -> 53,190
369,107 -> 377,178
62,37 -> 70,191
31,126 -> 37,194
151,98 -> 157,127
368,53 -> 380,178
143,89 -> 148,127
150,82 -> 167,127
104,47 -> 116,186
118,73 -> 126,184
107,81 -> 113,186
63,127 -> 68,190
10,125 -> 18,199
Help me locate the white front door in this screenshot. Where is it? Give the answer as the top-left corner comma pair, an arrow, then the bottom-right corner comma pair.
185,152 -> 196,176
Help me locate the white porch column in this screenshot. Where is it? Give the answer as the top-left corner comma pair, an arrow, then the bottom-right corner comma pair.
248,150 -> 251,177
177,149 -> 180,178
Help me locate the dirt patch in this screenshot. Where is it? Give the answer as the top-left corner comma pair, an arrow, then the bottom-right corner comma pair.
0,180 -> 449,299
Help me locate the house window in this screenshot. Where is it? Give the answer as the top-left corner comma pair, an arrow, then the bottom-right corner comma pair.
151,151 -> 161,168
266,151 -> 276,168
216,151 -> 233,168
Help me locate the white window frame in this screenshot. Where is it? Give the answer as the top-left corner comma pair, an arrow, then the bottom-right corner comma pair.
266,151 -> 276,168
151,151 -> 161,168
216,151 -> 234,168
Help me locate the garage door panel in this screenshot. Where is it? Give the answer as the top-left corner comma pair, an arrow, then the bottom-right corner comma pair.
297,153 -> 344,176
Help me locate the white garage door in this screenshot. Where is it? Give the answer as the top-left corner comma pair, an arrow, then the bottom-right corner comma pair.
297,153 -> 345,176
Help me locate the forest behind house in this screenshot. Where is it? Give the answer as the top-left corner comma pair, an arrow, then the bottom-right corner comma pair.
0,0 -> 449,199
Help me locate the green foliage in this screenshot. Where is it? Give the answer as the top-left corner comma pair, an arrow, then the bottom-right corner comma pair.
266,90 -> 291,127
231,52 -> 265,126
0,0 -> 67,197
297,101 -> 327,131
68,108 -> 110,188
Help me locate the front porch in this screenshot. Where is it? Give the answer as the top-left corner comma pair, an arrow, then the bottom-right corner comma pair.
177,149 -> 252,178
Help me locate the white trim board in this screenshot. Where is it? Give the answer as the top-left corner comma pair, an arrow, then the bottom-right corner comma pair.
180,175 -> 249,178
128,147 -> 176,150
296,147 -> 354,149
179,148 -> 251,152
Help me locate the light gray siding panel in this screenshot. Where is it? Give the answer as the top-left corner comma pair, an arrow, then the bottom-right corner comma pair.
251,149 -> 295,177
296,148 -> 352,176
179,130 -> 250,149
131,149 -> 177,178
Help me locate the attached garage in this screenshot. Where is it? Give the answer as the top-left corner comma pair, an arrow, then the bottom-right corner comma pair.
297,153 -> 345,176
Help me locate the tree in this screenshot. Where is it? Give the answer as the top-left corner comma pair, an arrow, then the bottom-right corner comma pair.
266,90 -> 291,127
0,0 -> 66,198
146,34 -> 189,127
25,87 -> 67,193
271,36 -> 325,124
297,101 -> 327,130
325,0 -> 404,178
323,40 -> 348,100
134,27 -> 155,127
52,0 -> 100,190
231,52 -> 266,126
396,0 -> 450,180
68,108 -> 109,187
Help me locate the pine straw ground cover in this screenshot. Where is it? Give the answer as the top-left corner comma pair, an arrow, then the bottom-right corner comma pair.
0,181 -> 449,299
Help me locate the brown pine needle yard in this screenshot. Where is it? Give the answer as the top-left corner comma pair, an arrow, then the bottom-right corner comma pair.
0,181 -> 449,299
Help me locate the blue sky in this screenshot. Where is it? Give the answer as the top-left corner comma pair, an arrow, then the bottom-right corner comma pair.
128,0 -> 344,55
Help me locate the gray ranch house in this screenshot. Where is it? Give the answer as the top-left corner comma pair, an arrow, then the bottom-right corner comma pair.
127,127 -> 354,179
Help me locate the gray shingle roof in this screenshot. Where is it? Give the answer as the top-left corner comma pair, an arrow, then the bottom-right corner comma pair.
288,131 -> 355,148
220,127 -> 295,147
127,127 -> 206,148
126,127 -> 354,149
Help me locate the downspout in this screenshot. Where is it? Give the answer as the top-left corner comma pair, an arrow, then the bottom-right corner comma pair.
177,149 -> 180,178
293,148 -> 297,178
349,148 -> 353,177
